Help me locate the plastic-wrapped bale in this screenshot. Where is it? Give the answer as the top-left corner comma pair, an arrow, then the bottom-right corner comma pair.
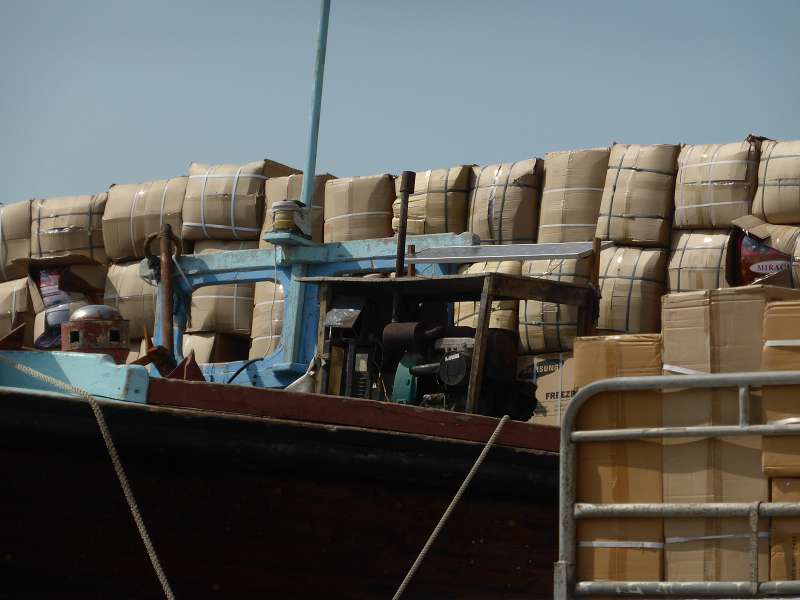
182,160 -> 299,241
0,200 -> 31,281
467,160 -> 542,245
391,166 -> 471,235
598,246 -> 667,335
249,279 -> 284,359
752,140 -> 800,224
668,230 -> 733,292
673,140 -> 760,229
518,257 -> 592,354
183,332 -> 250,364
31,194 -> 108,265
0,277 -> 35,345
261,173 -> 334,248
104,261 -> 155,340
453,261 -> 521,331
188,240 -> 257,336
537,148 -> 609,243
103,177 -> 188,261
323,174 -> 396,242
596,144 -> 680,247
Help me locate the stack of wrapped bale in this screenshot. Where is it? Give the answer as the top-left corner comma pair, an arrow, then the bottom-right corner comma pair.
261,173 -> 335,247
594,143 -> 677,334
323,174 -> 396,242
467,159 -> 543,245
669,138 -> 761,291
102,177 -> 188,355
249,279 -> 284,359
390,166 -> 472,235
181,159 -> 298,361
454,261 -> 521,331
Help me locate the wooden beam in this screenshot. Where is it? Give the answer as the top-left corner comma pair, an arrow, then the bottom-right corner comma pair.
465,274 -> 492,414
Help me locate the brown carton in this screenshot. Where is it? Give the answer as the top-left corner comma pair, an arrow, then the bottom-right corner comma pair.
391,166 -> 471,235
104,261 -> 155,340
537,148 -> 609,243
753,140 -> 800,224
668,230 -> 734,292
674,140 -> 760,229
103,176 -> 188,262
188,240 -> 257,336
597,245 -> 667,335
182,160 -> 299,241
516,353 -> 576,427
0,200 -> 31,281
454,261 -> 521,331
31,194 -> 107,265
261,173 -> 334,247
183,332 -> 249,363
761,300 -> 800,476
771,478 -> 800,579
573,334 -> 663,582
519,257 -> 591,354
596,143 -> 679,248
467,160 -> 542,245
249,279 -> 285,359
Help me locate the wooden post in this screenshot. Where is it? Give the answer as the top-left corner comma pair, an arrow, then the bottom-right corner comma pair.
159,224 -> 174,354
465,274 -> 492,414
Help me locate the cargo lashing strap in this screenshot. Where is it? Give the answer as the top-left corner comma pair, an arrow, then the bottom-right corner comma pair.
0,354 -> 176,600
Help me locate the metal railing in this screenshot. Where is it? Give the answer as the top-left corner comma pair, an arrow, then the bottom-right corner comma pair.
555,370 -> 800,599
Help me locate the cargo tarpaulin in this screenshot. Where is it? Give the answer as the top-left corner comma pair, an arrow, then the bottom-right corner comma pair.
0,200 -> 31,281
323,174 -> 396,242
31,194 -> 108,264
391,166 -> 471,235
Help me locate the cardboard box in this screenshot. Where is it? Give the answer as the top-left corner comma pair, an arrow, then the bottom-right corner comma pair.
183,332 -> 249,364
0,200 -> 31,282
182,160 -> 299,241
31,194 -> 108,265
573,334 -> 663,582
753,140 -> 800,225
261,173 -> 334,247
674,140 -> 760,229
761,300 -> 800,476
249,279 -> 284,359
596,143 -> 679,248
104,261 -> 156,340
597,246 -> 667,335
187,240 -> 257,336
454,261 -> 521,331
516,353 -> 576,427
103,176 -> 188,261
391,166 -> 471,235
771,478 -> 800,580
538,148 -> 609,244
467,160 -> 542,245
324,174 -> 396,242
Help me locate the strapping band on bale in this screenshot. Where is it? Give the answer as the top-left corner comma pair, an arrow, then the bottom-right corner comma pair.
675,200 -> 751,210
542,187 -> 603,194
539,223 -> 597,229
188,173 -> 267,180
604,164 -> 675,177
324,210 -> 392,223
578,540 -> 665,550
765,339 -> 800,347
677,158 -> 758,170
665,532 -> 769,545
183,222 -> 261,233
662,364 -> 704,375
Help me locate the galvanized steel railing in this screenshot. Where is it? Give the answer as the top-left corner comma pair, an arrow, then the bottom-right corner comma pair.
555,371 -> 800,599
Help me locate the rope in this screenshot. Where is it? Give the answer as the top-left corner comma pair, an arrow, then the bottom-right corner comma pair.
391,414 -> 510,600
0,354 -> 176,600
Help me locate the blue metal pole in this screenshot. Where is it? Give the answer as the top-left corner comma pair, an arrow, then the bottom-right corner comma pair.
299,0 -> 331,210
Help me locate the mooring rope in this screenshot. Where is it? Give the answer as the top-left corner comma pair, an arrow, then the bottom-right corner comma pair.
0,354 -> 176,600
391,414 -> 510,600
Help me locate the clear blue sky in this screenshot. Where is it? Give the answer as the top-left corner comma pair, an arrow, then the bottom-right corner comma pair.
1,0 -> 799,202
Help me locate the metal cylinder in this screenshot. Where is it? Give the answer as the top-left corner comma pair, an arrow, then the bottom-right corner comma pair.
159,223 -> 174,354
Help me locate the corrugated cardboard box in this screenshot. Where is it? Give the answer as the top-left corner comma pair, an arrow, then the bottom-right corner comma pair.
391,166 -> 471,235
573,334 -> 663,582
183,332 -> 249,364
182,160 -> 299,241
0,277 -> 36,346
668,230 -> 734,292
770,478 -> 800,580
104,261 -> 156,340
596,143 -> 679,248
537,148 -> 609,243
261,173 -> 334,247
188,240 -> 257,336
516,353 -> 576,427
323,174 -> 395,242
674,140 -> 760,229
753,140 -> 800,224
103,176 -> 188,261
597,246 -> 666,335
31,194 -> 108,264
660,286 -> 791,580
761,299 -> 800,476
249,279 -> 284,359
454,261 -> 521,331
467,160 -> 542,245
519,257 -> 591,354
0,200 -> 31,281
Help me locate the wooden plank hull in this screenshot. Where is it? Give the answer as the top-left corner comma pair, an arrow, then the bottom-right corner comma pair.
0,385 -> 559,599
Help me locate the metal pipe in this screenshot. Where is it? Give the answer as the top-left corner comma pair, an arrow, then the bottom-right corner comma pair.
571,422 -> 800,443
395,171 -> 415,278
158,223 -> 174,355
574,501 -> 800,519
574,580 -> 795,596
298,0 -> 331,210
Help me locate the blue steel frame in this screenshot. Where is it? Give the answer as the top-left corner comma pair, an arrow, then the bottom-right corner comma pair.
148,232 -> 475,387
